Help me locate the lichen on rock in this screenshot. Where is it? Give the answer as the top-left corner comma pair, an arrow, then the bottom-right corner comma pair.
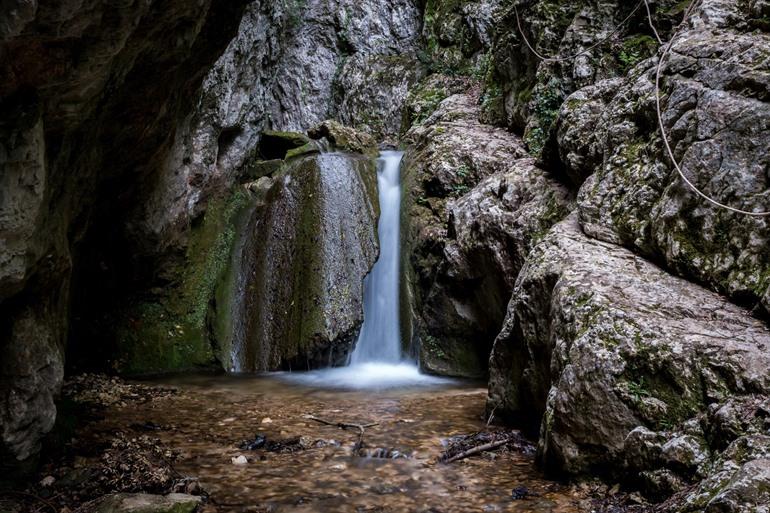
488,216 -> 770,486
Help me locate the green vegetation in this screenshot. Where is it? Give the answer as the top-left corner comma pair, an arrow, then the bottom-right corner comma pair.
618,35 -> 657,73
114,189 -> 255,375
524,80 -> 562,155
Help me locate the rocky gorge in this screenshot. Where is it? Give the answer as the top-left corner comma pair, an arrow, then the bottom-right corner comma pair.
1,0 -> 769,512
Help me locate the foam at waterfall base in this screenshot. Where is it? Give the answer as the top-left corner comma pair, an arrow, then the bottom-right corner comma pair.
277,363 -> 450,390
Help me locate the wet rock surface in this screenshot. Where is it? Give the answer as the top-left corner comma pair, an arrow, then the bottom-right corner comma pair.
220,151 -> 380,372
402,93 -> 572,377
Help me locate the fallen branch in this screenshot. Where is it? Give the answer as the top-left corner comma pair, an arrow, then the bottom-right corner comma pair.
305,415 -> 379,451
441,438 -> 511,463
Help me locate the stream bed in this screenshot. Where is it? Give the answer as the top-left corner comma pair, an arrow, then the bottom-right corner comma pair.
74,374 -> 589,512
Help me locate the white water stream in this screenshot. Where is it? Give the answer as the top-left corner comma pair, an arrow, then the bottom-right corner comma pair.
281,151 -> 447,389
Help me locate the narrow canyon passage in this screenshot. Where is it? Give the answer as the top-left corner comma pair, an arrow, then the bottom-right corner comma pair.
3,0 -> 770,511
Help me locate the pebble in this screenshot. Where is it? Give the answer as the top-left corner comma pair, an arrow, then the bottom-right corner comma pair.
231,455 -> 249,465
40,475 -> 56,487
261,417 -> 273,424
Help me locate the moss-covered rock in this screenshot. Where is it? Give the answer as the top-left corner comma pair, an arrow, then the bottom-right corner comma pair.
307,120 -> 378,157
421,0 -> 500,76
488,216 -> 770,479
112,189 -> 255,375
401,93 -> 571,378
487,0 -> 682,158
568,1 -> 770,314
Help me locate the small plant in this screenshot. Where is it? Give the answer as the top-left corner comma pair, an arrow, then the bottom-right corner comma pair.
525,79 -> 563,155
451,183 -> 471,197
627,377 -> 651,400
618,35 -> 657,73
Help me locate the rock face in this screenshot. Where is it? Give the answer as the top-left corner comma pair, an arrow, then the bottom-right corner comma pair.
109,127 -> 380,374
488,216 -> 770,481
487,0 -> 681,156
219,151 -> 380,372
568,0 -> 770,312
134,0 -> 423,254
0,0 -> 250,466
480,0 -> 770,508
91,0 -> 424,374
402,94 -> 572,377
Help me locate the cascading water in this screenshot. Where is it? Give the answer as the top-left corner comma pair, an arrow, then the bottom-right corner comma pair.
280,151 -> 447,389
350,150 -> 403,364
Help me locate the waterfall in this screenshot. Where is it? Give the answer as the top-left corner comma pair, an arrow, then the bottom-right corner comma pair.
350,151 -> 403,364
277,151 -> 447,389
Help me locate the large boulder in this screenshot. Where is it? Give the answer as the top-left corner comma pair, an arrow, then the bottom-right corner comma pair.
488,216 -> 770,476
217,151 -> 380,372
402,94 -> 572,377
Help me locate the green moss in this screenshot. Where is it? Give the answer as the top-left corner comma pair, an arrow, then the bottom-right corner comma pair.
284,0 -> 309,31
524,79 -> 563,155
285,142 -> 320,160
409,85 -> 451,125
115,189 -> 254,375
618,35 -> 657,73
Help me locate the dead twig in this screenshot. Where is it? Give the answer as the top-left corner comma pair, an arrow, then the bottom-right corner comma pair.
486,406 -> 498,427
305,415 -> 379,451
441,438 -> 512,463
306,415 -> 378,430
